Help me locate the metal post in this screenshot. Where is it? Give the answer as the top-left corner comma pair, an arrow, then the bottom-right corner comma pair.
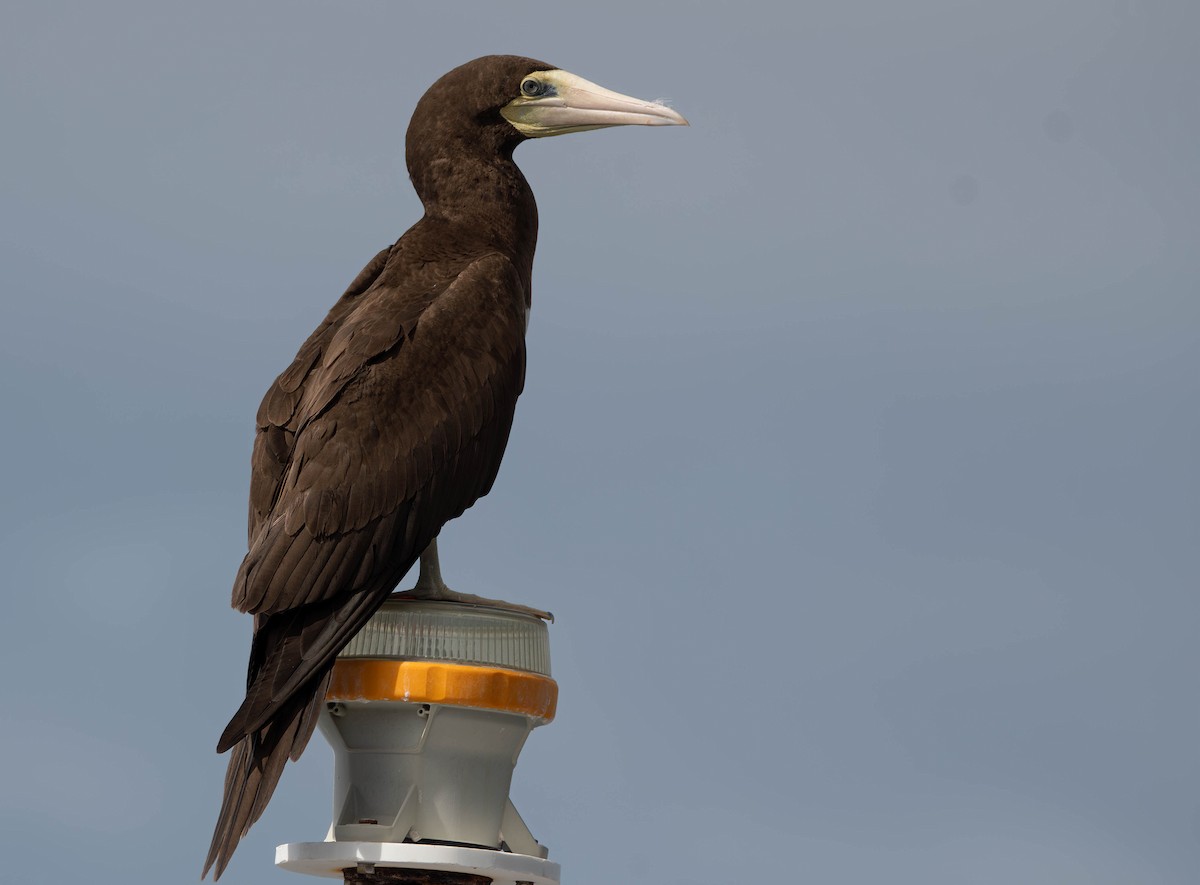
343,865 -> 490,885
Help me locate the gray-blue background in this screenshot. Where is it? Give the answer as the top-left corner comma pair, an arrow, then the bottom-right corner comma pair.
2,2 -> 1196,883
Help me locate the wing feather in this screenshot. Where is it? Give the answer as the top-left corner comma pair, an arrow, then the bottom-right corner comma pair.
249,245 -> 392,540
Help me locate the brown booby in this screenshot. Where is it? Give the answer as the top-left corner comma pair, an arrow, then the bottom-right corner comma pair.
204,55 -> 685,878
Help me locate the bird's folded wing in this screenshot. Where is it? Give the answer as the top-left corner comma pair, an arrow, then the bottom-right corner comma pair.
234,250 -> 528,618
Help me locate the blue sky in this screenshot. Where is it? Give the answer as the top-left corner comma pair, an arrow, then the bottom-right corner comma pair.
1,2 -> 1197,883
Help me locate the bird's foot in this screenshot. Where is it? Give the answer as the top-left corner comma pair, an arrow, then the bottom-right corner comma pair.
396,583 -> 554,623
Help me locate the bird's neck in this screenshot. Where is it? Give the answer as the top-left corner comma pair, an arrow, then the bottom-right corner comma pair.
409,143 -> 538,277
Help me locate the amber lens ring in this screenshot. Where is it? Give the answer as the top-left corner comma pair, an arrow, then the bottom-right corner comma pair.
328,659 -> 558,722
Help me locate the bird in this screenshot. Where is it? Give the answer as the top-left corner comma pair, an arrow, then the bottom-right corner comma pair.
204,55 -> 686,879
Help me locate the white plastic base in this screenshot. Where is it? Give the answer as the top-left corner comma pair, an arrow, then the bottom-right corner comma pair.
276,842 -> 561,885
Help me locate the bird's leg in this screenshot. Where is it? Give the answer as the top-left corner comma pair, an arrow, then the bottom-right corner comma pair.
398,538 -> 553,622
410,538 -> 447,597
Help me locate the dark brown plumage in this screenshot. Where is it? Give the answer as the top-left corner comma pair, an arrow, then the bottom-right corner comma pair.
205,54 -> 685,879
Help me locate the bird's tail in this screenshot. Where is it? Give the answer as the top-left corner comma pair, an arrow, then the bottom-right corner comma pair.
202,671 -> 330,880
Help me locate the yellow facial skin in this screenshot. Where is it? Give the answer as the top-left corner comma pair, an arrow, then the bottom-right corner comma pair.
502,69 -> 688,138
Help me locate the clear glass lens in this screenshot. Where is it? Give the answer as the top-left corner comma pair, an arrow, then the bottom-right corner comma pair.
338,598 -> 551,676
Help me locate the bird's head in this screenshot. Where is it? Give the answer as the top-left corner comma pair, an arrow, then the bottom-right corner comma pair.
408,55 -> 687,158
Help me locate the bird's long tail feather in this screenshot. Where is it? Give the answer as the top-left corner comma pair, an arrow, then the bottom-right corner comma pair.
203,672 -> 330,880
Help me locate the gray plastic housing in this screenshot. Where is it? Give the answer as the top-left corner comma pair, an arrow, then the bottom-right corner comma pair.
318,598 -> 552,858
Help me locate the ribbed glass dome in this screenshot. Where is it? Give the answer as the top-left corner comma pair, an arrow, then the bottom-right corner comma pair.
338,597 -> 551,676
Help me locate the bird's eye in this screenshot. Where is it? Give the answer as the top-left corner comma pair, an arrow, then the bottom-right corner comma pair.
521,78 -> 546,97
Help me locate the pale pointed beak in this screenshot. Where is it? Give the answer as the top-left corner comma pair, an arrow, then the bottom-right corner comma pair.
502,70 -> 688,138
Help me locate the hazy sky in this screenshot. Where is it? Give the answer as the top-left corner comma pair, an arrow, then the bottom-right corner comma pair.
2,2 -> 1197,884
